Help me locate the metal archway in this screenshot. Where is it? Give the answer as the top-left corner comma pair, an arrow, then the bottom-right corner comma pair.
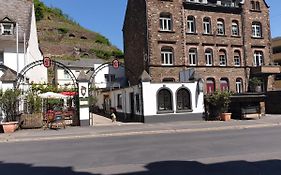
16,59 -> 78,88
86,61 -> 137,87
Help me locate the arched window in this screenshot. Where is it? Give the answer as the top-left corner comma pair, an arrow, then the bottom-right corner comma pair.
157,88 -> 173,112
252,22 -> 262,38
231,20 -> 239,36
203,17 -> 211,34
176,88 -> 191,111
206,78 -> 215,93
253,51 -> 264,66
234,50 -> 241,66
236,78 -> 243,93
217,19 -> 225,35
189,48 -> 197,66
220,78 -> 229,91
205,48 -> 213,66
219,49 -> 227,66
187,16 -> 196,33
161,47 -> 174,65
160,12 -> 172,31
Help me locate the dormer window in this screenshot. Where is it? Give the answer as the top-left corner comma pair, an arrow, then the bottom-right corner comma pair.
1,23 -> 13,35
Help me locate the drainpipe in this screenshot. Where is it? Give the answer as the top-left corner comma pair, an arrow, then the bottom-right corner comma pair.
16,23 -> 19,76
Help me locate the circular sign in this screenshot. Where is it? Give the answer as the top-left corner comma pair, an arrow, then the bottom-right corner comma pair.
43,57 -> 51,68
112,59 -> 119,69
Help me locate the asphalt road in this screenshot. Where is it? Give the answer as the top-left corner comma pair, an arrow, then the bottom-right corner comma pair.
1,127 -> 281,175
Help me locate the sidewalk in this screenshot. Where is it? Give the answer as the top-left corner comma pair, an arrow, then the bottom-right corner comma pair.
1,114 -> 281,143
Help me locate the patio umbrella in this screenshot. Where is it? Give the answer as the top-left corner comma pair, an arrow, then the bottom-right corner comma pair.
38,92 -> 68,99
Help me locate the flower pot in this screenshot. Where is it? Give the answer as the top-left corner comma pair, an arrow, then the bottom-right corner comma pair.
1,121 -> 19,133
220,113 -> 232,121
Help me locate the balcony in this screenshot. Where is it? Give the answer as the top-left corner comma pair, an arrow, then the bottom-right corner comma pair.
251,65 -> 280,75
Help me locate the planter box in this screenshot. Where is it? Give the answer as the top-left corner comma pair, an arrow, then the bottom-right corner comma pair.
1,121 -> 19,133
220,113 -> 232,121
20,113 -> 43,129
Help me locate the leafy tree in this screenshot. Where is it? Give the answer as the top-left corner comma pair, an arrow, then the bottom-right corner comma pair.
34,0 -> 45,21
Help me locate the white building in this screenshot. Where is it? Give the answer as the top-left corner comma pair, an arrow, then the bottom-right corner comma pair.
0,0 -> 47,89
96,71 -> 205,123
55,58 -> 127,89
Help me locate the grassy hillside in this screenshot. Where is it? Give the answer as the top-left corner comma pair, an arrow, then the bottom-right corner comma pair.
34,0 -> 123,61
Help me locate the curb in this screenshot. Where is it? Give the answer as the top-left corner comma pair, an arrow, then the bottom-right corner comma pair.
0,122 -> 280,143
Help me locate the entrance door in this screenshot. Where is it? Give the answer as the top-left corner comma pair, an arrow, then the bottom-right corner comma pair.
130,93 -> 134,119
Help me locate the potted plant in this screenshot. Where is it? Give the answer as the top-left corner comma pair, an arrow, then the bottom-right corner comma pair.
0,89 -> 21,133
249,77 -> 262,92
205,91 -> 232,121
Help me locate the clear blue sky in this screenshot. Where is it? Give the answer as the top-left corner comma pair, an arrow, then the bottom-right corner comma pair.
41,0 -> 280,51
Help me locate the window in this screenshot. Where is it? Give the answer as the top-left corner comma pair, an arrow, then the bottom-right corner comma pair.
253,51 -> 263,66
255,1 -> 260,10
0,23 -> 13,35
162,78 -> 175,82
104,74 -> 116,82
219,50 -> 227,66
161,47 -> 173,65
187,16 -> 196,33
189,48 -> 197,66
160,13 -> 172,31
176,88 -> 191,111
231,21 -> 239,36
205,49 -> 213,66
206,78 -> 215,94
0,51 -> 3,64
117,94 -> 122,109
251,1 -> 255,10
252,22 -> 262,38
157,89 -> 173,112
217,19 -> 225,35
220,78 -> 229,91
203,17 -> 211,34
234,51 -> 241,66
236,78 -> 243,93
64,70 -> 70,79
136,94 -> 140,112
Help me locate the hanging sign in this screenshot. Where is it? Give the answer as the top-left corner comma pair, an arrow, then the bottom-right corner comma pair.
43,57 -> 51,68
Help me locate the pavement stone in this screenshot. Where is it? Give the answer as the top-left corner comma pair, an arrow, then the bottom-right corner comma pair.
0,114 -> 281,143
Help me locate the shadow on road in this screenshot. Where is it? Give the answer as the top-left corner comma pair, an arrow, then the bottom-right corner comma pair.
116,160 -> 281,175
1,159 -> 281,175
0,161 -> 99,175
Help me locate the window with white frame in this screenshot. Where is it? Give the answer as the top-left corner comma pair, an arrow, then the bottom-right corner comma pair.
189,48 -> 197,66
187,16 -> 196,33
236,78 -> 243,93
205,49 -> 213,66
117,94 -> 122,109
161,47 -> 173,65
252,22 -> 262,38
253,51 -> 263,66
203,17 -> 211,34
231,21 -> 239,36
217,19 -> 225,35
160,13 -> 172,31
234,51 -> 241,66
0,23 -> 13,35
64,70 -> 70,79
219,50 -> 227,66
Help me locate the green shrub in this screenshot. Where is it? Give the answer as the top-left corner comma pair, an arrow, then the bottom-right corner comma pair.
0,89 -> 21,122
90,49 -> 112,60
112,50 -> 124,58
95,34 -> 111,46
34,0 -> 45,21
58,27 -> 69,34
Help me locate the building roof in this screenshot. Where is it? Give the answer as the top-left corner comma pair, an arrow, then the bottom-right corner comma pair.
0,64 -> 22,82
56,58 -> 105,69
0,0 -> 33,42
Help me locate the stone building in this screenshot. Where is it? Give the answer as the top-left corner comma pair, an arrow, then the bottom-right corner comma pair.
123,0 -> 278,94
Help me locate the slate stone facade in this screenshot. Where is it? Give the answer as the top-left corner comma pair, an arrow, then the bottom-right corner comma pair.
123,0 -> 272,93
